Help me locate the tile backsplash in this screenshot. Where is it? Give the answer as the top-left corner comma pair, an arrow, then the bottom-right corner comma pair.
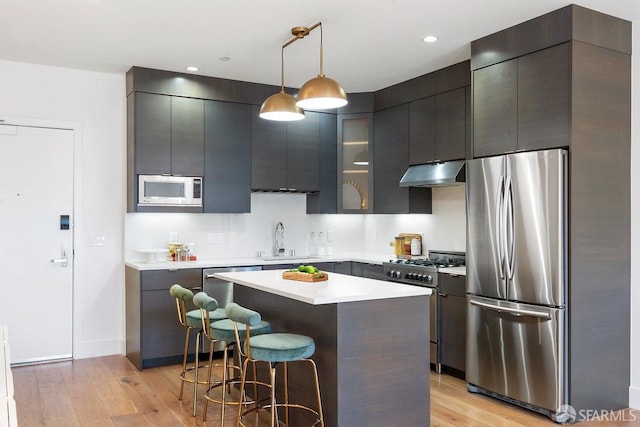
125,186 -> 466,262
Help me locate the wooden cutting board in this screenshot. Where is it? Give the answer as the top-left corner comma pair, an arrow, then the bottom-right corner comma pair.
282,271 -> 329,282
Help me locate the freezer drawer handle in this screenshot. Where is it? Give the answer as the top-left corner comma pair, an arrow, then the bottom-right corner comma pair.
470,299 -> 551,320
205,274 -> 218,279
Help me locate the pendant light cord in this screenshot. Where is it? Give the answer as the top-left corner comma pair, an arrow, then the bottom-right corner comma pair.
280,47 -> 285,92
319,23 -> 324,77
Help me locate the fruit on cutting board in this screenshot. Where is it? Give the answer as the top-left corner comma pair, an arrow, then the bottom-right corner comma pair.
287,264 -> 325,279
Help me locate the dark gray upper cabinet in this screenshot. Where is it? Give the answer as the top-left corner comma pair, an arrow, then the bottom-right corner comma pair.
408,96 -> 436,165
134,92 -> 172,174
473,59 -> 518,157
409,87 -> 467,164
133,92 -> 204,176
171,96 -> 205,177
517,43 -> 571,151
473,43 -> 571,158
204,101 -> 251,213
250,106 -> 320,192
373,104 -> 431,214
251,105 -> 287,190
286,112 -> 320,192
435,87 -> 467,161
307,113 -> 338,214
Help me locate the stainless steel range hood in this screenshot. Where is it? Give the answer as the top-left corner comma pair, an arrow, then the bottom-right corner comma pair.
399,160 -> 466,187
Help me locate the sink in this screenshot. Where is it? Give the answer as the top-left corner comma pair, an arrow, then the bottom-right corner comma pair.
259,255 -> 320,261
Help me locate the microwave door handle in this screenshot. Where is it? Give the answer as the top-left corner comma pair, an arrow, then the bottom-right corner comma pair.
496,175 -> 505,279
470,299 -> 552,320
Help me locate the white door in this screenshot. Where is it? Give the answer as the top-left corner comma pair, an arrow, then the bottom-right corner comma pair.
0,124 -> 74,364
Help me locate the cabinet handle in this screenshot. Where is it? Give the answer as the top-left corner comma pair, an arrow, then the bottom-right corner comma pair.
288,188 -> 296,192
191,287 -> 202,292
439,292 -> 448,297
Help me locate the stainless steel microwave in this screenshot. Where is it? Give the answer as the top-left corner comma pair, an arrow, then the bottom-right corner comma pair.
138,175 -> 203,207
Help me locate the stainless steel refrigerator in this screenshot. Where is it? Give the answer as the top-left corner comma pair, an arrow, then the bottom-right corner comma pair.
466,149 -> 570,423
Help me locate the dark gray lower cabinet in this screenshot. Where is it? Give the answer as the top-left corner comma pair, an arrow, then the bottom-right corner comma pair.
439,273 -> 466,373
204,101 -> 251,213
351,262 -> 386,281
125,267 -> 203,370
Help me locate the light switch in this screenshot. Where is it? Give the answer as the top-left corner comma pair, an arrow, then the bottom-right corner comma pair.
89,233 -> 106,246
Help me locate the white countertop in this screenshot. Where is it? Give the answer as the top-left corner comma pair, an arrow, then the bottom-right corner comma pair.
438,266 -> 466,276
125,252 -> 392,271
214,270 -> 431,305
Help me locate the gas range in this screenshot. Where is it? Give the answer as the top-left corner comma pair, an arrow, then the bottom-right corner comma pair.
383,250 -> 465,287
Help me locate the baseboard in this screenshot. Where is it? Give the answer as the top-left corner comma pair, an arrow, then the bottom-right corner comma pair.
74,338 -> 124,359
630,385 -> 640,410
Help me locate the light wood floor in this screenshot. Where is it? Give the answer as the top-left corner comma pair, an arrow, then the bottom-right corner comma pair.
12,355 -> 640,426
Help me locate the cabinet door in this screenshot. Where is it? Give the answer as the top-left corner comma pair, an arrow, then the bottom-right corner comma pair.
307,113 -> 337,214
204,101 -> 251,213
251,105 -> 287,191
139,269 -> 202,366
334,261 -> 352,275
135,92 -> 171,174
435,87 -> 466,161
361,263 -> 386,281
171,96 -> 204,176
373,104 -> 410,213
517,43 -> 571,151
286,111 -> 320,192
439,294 -> 466,372
473,59 -> 517,157
338,114 -> 372,213
408,96 -> 436,165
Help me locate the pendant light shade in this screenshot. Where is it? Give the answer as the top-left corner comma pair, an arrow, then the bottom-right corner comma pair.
296,74 -> 348,109
260,90 -> 305,121
260,46 -> 305,121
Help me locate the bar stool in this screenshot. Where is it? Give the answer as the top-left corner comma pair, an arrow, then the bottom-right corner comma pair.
193,292 -> 272,424
169,284 -> 227,416
226,302 -> 324,427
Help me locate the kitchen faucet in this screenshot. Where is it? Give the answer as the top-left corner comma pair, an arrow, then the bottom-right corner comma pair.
274,221 -> 285,256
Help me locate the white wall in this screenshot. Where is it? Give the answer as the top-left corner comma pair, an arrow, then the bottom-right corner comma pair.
0,59 -> 125,359
629,21 -> 640,410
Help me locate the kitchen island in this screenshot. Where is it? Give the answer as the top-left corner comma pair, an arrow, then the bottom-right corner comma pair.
214,269 -> 431,427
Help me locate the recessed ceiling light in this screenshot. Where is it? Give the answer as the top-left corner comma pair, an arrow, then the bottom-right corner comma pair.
423,35 -> 438,43
219,56 -> 231,62
186,66 -> 199,72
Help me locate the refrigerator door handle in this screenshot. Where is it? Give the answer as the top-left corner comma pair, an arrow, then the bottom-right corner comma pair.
496,175 -> 505,279
470,299 -> 552,320
505,175 -> 515,280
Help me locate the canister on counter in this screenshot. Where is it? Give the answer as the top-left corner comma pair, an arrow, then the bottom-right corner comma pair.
394,236 -> 404,256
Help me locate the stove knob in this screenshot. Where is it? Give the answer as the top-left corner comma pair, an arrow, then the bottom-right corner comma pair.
386,270 -> 392,277
395,270 -> 402,278
405,273 -> 412,280
417,274 -> 425,281
425,275 -> 432,284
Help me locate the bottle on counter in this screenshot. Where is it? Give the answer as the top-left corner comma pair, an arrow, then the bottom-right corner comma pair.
318,231 -> 326,256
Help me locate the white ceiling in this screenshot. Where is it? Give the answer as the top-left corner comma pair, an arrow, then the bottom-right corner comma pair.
0,0 -> 637,93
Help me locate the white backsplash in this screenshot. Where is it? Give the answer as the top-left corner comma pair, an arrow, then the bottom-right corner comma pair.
125,187 -> 466,262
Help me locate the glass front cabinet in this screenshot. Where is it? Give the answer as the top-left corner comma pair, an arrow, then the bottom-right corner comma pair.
338,113 -> 373,213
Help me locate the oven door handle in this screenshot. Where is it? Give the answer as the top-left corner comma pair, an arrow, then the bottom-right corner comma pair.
470,299 -> 551,320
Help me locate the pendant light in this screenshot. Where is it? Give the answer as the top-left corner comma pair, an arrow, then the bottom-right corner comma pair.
295,22 -> 348,110
259,47 -> 305,121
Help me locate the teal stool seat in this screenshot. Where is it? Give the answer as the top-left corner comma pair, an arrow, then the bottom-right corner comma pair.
186,307 -> 227,328
209,318 -> 271,342
248,333 -> 315,362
